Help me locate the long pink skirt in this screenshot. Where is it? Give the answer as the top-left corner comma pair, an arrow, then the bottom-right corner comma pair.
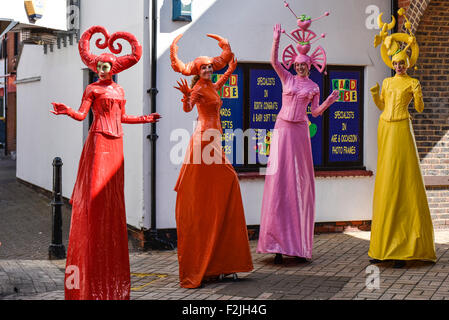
257,118 -> 315,259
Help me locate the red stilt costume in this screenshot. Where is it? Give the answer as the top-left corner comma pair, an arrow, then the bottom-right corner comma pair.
51,26 -> 160,300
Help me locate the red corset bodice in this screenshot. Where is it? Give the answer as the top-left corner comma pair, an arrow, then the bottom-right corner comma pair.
84,80 -> 126,138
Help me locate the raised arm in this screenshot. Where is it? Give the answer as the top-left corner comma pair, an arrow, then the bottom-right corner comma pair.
214,55 -> 237,91
412,79 -> 424,113
310,89 -> 340,117
174,78 -> 200,113
271,24 -> 290,83
370,82 -> 385,111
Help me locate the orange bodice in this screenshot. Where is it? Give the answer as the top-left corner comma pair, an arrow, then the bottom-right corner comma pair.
190,78 -> 223,133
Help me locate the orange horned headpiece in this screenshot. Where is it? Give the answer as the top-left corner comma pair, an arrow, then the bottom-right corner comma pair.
78,25 -> 142,75
170,33 -> 233,76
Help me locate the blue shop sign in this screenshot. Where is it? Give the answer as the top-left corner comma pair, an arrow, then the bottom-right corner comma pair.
172,0 -> 192,22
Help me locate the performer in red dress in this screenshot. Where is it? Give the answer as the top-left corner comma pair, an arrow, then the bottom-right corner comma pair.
51,26 -> 160,300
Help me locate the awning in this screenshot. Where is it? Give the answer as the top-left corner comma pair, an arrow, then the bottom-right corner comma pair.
0,20 -> 18,38
1,0 -> 67,38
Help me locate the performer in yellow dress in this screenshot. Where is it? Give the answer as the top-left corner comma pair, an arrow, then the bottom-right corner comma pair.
369,8 -> 436,268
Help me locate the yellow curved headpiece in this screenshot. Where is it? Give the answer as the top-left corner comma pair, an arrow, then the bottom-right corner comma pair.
392,50 -> 410,68
374,8 -> 419,70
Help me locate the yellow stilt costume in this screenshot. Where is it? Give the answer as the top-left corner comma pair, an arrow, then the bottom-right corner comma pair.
368,9 -> 436,262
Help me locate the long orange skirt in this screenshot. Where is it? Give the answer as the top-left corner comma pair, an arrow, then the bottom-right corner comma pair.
174,130 -> 253,288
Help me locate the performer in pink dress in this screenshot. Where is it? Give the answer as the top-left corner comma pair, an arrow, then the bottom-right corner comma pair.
257,4 -> 339,264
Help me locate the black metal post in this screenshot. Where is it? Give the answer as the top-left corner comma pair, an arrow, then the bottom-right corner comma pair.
49,157 -> 66,259
149,0 -> 159,242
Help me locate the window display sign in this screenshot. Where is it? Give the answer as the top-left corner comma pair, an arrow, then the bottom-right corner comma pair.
249,67 -> 324,165
213,65 -> 244,166
327,70 -> 362,163
211,63 -> 364,171
249,68 -> 282,164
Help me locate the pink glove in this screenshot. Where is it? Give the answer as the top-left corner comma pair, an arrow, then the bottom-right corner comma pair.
273,24 -> 282,42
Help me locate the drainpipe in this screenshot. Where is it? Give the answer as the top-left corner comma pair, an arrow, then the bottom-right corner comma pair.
391,0 -> 398,77
392,0 -> 399,33
3,36 -> 8,156
146,0 -> 174,250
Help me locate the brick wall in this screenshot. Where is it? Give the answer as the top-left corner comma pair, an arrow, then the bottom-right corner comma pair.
398,0 -> 411,9
398,0 -> 411,30
398,0 -> 431,33
400,0 -> 449,228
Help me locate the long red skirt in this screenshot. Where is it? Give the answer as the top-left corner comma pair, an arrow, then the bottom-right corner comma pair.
65,132 -> 130,300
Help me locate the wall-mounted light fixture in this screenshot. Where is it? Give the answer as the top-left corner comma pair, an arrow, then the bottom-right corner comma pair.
24,0 -> 45,22
172,0 -> 192,22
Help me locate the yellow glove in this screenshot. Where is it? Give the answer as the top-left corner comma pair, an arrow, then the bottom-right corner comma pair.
370,83 -> 380,96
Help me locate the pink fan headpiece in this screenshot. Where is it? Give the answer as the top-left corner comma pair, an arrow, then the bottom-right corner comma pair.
281,1 -> 329,74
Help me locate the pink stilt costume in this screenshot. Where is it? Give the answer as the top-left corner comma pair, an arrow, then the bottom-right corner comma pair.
257,2 -> 339,260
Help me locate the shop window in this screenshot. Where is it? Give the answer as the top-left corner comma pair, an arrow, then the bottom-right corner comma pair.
215,63 -> 365,172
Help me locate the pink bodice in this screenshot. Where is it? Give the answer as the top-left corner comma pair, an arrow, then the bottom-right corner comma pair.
277,76 -> 320,122
271,38 -> 329,121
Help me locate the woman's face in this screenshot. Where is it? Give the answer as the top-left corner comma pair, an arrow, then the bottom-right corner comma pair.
295,62 -> 309,77
393,60 -> 407,75
199,63 -> 213,80
97,61 -> 112,80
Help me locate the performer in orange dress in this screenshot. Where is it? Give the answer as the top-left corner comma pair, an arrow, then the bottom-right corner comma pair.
51,26 -> 160,299
170,34 -> 253,288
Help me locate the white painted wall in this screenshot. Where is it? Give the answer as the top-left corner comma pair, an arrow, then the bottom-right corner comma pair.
16,0 -> 391,230
16,0 -> 148,228
156,0 -> 391,228
0,0 -> 67,31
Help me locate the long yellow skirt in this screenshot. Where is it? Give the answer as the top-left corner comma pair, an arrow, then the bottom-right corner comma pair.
368,118 -> 436,262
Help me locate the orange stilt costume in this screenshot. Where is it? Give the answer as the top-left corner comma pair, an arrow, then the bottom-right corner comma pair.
170,34 -> 253,288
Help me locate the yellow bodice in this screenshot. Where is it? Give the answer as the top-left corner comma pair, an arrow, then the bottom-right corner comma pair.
374,74 -> 424,122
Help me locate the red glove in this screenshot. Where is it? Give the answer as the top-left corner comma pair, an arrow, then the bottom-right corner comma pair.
122,112 -> 161,124
143,113 -> 161,123
50,102 -> 72,116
